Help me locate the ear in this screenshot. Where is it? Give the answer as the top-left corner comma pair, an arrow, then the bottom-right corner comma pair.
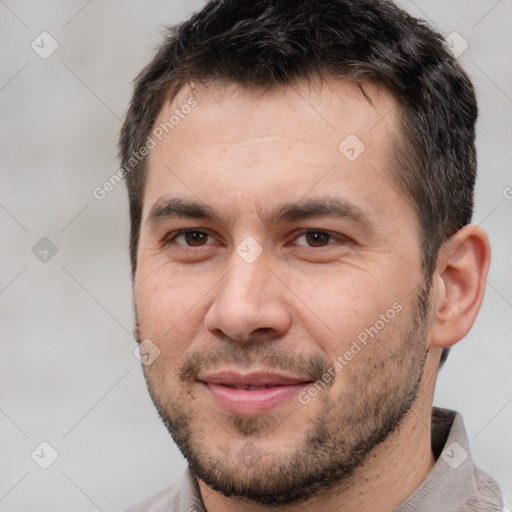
429,225 -> 491,349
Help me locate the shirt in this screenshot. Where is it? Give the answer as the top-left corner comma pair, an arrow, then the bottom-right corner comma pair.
126,407 -> 504,512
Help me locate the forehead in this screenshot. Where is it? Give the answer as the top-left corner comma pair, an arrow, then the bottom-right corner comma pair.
163,77 -> 399,148
143,77 -> 404,222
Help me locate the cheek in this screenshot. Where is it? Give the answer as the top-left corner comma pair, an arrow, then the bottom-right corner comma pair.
135,265 -> 209,342
289,268 -> 401,356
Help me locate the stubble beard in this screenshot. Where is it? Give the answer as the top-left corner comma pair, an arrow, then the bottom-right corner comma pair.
137,283 -> 431,507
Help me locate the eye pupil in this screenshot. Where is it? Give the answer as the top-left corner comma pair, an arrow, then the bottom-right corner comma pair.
306,232 -> 330,247
185,231 -> 208,246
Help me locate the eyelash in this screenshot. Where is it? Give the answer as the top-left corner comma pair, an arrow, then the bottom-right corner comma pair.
165,230 -> 217,247
293,230 -> 348,247
164,229 -> 348,248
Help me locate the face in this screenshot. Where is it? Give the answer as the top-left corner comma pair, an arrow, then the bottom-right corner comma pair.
133,78 -> 431,505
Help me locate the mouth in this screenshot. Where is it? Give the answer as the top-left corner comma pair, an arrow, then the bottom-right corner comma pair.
198,370 -> 313,415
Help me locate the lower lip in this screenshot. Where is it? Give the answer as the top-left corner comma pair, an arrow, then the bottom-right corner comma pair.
201,382 -> 308,415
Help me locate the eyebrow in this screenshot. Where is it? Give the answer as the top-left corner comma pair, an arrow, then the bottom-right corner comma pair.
147,197 -> 374,229
265,198 -> 373,227
148,197 -> 219,225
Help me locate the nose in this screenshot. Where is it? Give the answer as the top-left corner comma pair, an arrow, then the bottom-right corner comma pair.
204,253 -> 292,342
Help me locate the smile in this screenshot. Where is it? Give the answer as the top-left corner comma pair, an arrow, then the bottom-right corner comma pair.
198,370 -> 313,415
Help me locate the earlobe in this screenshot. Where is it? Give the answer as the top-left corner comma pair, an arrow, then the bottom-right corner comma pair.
429,225 -> 491,349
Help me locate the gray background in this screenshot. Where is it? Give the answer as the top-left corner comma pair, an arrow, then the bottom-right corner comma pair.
0,1 -> 511,510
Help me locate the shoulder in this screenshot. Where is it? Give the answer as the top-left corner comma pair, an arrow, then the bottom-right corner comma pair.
464,466 -> 505,512
123,468 -> 205,512
124,484 -> 181,512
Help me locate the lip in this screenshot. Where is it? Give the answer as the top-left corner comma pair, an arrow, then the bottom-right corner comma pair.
198,370 -> 313,415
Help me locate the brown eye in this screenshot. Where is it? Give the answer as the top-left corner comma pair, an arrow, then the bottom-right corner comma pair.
305,231 -> 331,247
171,231 -> 213,246
295,230 -> 338,247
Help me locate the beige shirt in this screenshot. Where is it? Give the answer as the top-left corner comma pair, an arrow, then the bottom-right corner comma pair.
126,407 -> 504,512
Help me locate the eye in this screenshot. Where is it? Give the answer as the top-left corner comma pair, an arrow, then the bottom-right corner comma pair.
293,230 -> 346,247
166,230 -> 215,247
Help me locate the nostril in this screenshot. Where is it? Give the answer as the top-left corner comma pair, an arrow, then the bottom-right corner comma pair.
254,327 -> 274,335
204,294 -> 292,342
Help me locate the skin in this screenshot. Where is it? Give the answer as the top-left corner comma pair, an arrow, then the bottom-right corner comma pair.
133,78 -> 490,512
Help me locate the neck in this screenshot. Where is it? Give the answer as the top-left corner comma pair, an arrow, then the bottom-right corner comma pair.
199,358 -> 439,512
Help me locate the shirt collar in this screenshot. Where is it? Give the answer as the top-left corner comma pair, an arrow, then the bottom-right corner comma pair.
396,407 -> 503,511
179,407 -> 503,512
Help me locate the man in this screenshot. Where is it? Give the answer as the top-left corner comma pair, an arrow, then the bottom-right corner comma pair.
119,0 -> 504,510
